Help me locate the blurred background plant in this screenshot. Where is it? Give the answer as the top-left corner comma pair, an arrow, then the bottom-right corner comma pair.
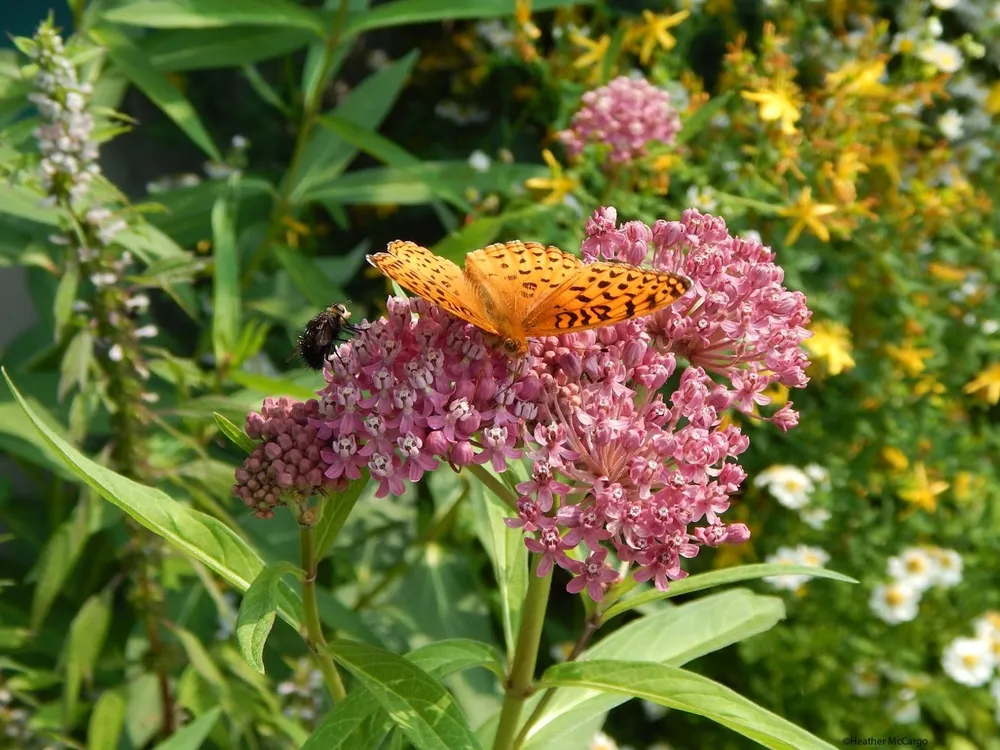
1,0 -> 999,748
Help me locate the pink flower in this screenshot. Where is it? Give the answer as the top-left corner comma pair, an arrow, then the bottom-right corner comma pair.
558,76 -> 681,164
234,207 -> 813,599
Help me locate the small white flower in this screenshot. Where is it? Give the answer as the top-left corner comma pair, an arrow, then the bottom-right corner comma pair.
468,150 -> 491,173
231,134 -> 249,149
928,547 -> 963,588
930,0 -> 960,8
869,580 -> 921,625
764,544 -> 829,591
942,636 -> 995,686
937,109 -> 964,140
916,41 -> 964,73
926,17 -> 943,38
589,731 -> 619,750
640,699 -> 669,720
803,463 -> 831,488
366,49 -> 391,71
685,184 -> 717,213
754,465 -> 815,509
887,547 -> 938,591
204,161 -> 237,180
983,320 -> 1000,335
886,687 -> 921,724
743,230 -> 762,243
800,506 -> 831,529
849,664 -> 880,697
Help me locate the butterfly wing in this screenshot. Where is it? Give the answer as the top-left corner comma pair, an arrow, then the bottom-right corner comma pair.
367,241 -> 498,333
523,261 -> 691,336
463,241 -> 585,321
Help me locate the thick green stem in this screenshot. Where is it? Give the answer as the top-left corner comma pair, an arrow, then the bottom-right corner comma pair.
491,555 -> 552,750
300,525 -> 347,702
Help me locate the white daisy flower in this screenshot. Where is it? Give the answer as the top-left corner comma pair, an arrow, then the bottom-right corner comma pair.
887,547 -> 938,592
754,465 -> 815,509
764,544 -> 829,591
928,547 -> 963,588
916,41 -> 964,73
870,580 -> 921,625
942,636 -> 995,686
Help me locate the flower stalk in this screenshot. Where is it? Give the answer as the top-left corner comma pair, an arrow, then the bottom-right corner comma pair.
299,521 -> 347,703
492,554 -> 552,750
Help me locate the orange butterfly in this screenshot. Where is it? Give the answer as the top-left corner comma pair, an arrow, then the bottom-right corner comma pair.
367,240 -> 691,356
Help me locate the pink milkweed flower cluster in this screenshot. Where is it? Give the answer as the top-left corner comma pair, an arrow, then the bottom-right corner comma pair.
557,75 -> 682,164
233,207 -> 812,600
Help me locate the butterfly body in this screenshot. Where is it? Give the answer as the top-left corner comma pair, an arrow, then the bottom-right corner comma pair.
367,240 -> 691,356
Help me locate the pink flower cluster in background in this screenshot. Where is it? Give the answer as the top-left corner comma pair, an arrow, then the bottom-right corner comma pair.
233,208 -> 813,599
557,75 -> 682,164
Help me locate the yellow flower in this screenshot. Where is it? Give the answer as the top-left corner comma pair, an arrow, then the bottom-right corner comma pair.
761,381 -> 789,407
825,57 -> 889,97
282,215 -> 311,248
524,149 -> 577,206
627,9 -> 690,65
778,187 -> 837,245
881,446 -> 909,472
570,31 -> 610,76
898,463 -> 949,513
885,342 -> 934,377
927,262 -> 968,283
741,76 -> 802,135
964,363 -> 1000,404
952,471 -> 975,503
803,321 -> 855,375
515,0 -> 541,40
987,81 -> 1000,116
824,150 -> 868,205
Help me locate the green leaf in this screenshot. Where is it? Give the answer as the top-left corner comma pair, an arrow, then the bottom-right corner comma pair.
327,640 -> 483,750
467,478 -> 526,661
301,161 -> 542,207
274,245 -> 347,310
600,563 -> 856,622
318,113 -> 420,167
102,0 -> 324,33
87,688 -> 127,750
405,639 -> 505,680
305,640 -> 498,750
519,590 -> 785,750
289,51 -> 419,203
0,183 -> 60,225
63,591 -> 113,725
211,183 -> 241,366
142,177 -> 272,247
540,661 -> 835,750
676,91 -> 734,145
53,262 -> 81,339
237,562 -> 304,674
149,707 -> 223,750
342,0 -> 588,36
213,412 -> 255,453
29,492 -> 102,629
242,64 -> 290,114
57,328 -> 93,402
2,369 -> 305,630
432,206 -> 543,262
92,27 -> 221,161
172,626 -> 228,691
146,27 -> 314,71
314,473 -> 370,560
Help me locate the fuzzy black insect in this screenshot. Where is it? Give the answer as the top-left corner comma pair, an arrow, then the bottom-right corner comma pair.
296,303 -> 357,370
